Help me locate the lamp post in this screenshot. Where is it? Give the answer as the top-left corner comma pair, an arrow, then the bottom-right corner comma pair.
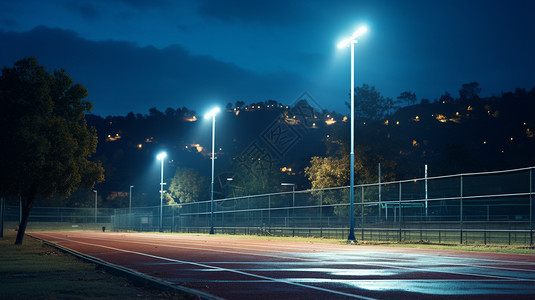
205,107 -> 220,235
157,152 -> 167,232
129,185 -> 134,228
93,190 -> 97,223
337,25 -> 367,242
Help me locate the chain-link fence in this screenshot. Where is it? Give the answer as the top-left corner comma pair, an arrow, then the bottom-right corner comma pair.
1,205 -> 113,231
111,167 -> 534,246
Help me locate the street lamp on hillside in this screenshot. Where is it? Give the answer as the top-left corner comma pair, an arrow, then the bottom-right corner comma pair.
337,25 -> 368,242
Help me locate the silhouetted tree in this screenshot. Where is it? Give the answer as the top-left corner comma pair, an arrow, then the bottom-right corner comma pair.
165,107 -> 176,117
347,84 -> 397,120
397,91 -> 417,106
148,107 -> 163,118
459,82 -> 481,101
0,57 -> 104,244
439,91 -> 454,103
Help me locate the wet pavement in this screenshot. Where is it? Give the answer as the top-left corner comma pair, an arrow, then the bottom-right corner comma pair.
29,232 -> 535,299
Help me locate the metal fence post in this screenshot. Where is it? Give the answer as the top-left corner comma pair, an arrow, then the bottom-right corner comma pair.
530,167 -> 533,247
319,190 -> 323,238
361,186 -> 364,241
460,174 -> 463,245
399,182 -> 402,242
268,195 -> 271,229
378,163 -> 382,220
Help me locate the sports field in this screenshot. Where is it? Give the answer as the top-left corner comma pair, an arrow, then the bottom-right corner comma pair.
29,231 -> 535,299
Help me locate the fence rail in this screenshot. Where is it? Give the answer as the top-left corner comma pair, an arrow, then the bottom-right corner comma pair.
1,167 -> 533,246
1,205 -> 113,231
111,166 -> 535,246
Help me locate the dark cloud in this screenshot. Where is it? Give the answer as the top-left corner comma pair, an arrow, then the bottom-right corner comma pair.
76,3 -> 100,20
117,0 -> 169,8
196,0 -> 309,25
0,26 -> 306,116
61,1 -> 100,21
0,18 -> 18,29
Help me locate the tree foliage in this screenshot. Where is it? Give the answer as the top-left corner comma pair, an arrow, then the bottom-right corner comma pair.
304,156 -> 349,190
346,84 -> 398,120
397,91 -> 417,106
231,152 -> 282,196
458,82 -> 481,101
168,167 -> 208,204
0,57 -> 104,244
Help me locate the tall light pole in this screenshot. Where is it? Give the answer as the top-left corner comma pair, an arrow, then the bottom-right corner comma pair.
337,25 -> 368,242
205,107 -> 220,235
129,185 -> 134,228
93,190 -> 97,223
157,152 -> 167,232
129,185 -> 134,215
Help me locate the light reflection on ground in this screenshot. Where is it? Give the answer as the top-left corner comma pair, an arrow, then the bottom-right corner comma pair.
290,278 -> 535,295
280,251 -> 535,295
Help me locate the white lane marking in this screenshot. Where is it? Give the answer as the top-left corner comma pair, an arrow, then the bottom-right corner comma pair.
62,231 -> 535,267
35,232 -> 535,283
35,233 -> 377,300
53,232 -> 535,278
106,232 -> 535,268
50,233 -> 318,262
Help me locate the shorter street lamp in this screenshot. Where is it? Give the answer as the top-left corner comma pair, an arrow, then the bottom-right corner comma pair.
93,190 -> 97,223
157,152 -> 167,232
205,107 -> 220,235
129,185 -> 134,228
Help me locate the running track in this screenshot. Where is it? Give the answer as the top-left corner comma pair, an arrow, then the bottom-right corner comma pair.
29,232 -> 535,299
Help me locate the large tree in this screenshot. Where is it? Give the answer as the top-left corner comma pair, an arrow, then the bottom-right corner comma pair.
397,91 -> 417,106
168,167 -> 208,204
347,84 -> 398,120
0,57 -> 104,244
458,82 -> 481,101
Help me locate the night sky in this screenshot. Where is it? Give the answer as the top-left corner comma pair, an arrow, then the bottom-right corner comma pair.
1,0 -> 533,117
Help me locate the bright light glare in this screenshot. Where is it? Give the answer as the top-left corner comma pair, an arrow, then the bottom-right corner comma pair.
337,39 -> 350,49
156,152 -> 167,160
352,26 -> 368,39
337,25 -> 368,49
204,107 -> 220,119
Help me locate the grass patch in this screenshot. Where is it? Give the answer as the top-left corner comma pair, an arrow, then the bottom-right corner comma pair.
0,230 -> 193,299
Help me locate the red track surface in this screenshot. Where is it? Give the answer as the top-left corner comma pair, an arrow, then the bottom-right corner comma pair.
29,232 -> 535,299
